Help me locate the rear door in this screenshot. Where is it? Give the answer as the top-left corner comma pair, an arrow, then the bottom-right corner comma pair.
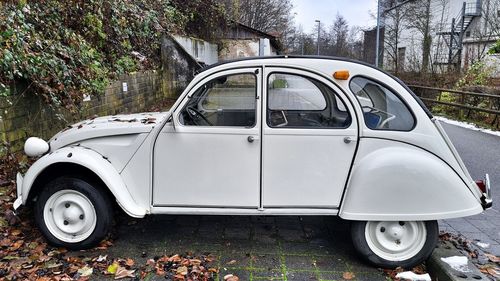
262,68 -> 358,208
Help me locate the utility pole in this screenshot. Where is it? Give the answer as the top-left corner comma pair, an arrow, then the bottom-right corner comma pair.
375,0 -> 381,67
315,20 -> 321,55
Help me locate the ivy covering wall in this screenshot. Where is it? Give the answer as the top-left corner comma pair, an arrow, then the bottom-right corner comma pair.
0,0 -> 226,110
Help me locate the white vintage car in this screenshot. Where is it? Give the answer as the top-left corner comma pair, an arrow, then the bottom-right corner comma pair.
14,57 -> 492,268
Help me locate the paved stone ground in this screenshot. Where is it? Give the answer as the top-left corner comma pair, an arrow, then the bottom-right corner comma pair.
441,122 -> 500,256
90,215 -> 387,280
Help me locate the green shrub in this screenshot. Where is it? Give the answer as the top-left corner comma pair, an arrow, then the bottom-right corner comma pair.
488,40 -> 500,54
0,0 -> 227,110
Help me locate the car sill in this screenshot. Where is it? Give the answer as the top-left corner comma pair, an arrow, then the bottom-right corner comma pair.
150,207 -> 339,216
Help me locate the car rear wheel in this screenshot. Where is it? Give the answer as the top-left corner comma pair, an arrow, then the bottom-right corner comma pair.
34,177 -> 112,250
351,220 -> 438,268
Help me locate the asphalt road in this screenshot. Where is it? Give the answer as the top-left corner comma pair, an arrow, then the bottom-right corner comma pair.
441,122 -> 500,255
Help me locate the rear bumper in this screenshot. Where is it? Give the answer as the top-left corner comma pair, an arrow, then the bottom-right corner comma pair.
481,174 -> 492,210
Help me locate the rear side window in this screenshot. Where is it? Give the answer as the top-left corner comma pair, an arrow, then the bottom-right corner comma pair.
350,77 -> 415,131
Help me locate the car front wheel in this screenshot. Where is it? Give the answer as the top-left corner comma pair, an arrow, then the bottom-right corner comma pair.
34,177 -> 112,250
351,220 -> 438,268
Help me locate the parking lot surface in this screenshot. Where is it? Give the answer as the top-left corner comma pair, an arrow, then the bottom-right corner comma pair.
96,215 -> 387,280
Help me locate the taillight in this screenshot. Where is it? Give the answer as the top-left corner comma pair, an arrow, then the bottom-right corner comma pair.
475,180 -> 486,193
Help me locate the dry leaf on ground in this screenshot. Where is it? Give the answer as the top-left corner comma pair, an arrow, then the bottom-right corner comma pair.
342,271 -> 355,280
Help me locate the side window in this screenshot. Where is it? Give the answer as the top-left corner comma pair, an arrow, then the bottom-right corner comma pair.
350,77 -> 415,131
267,73 -> 351,128
179,73 -> 256,127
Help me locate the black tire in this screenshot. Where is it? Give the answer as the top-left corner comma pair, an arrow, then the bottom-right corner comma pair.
350,220 -> 438,268
34,177 -> 113,250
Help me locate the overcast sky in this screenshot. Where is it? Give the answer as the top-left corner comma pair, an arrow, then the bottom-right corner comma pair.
291,0 -> 378,33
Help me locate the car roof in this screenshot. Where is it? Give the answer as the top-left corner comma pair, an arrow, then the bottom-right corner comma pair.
197,55 -> 433,118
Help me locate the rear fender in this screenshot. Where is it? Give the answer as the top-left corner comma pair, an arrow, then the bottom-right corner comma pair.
340,138 -> 483,221
20,146 -> 147,218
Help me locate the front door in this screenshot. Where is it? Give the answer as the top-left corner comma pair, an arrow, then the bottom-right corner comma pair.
153,68 -> 261,208
262,68 -> 358,208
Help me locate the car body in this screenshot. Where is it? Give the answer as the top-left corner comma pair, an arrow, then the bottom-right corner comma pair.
14,56 -> 492,268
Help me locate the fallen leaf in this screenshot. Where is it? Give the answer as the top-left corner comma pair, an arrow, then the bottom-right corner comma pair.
174,274 -> 185,280
342,271 -> 355,280
176,265 -> 188,275
77,266 -> 93,277
479,264 -> 500,277
107,262 -> 119,274
485,253 -> 500,263
114,267 -> 135,279
224,274 -> 239,281
226,260 -> 237,265
125,258 -> 134,267
10,240 -> 24,250
96,255 -> 107,262
190,258 -> 201,265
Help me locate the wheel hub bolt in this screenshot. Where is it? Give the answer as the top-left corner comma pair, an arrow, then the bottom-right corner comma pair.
396,239 -> 401,245
380,227 -> 386,232
79,215 -> 84,220
63,220 -> 69,225
65,203 -> 70,208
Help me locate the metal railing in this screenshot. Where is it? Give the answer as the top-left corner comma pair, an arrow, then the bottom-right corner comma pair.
409,85 -> 500,127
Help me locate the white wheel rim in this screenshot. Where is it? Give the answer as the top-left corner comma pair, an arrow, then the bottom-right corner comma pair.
43,190 -> 97,243
365,221 -> 427,261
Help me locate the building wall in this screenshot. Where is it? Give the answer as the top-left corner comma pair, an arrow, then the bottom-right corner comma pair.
172,35 -> 218,65
0,71 -> 167,152
219,39 -> 277,60
382,0 -> 496,72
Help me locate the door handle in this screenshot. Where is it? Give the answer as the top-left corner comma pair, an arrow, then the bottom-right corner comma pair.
343,136 -> 355,144
247,136 -> 259,143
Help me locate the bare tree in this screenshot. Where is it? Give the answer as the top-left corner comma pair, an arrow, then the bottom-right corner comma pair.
329,14 -> 350,57
218,0 -> 294,35
482,0 -> 500,38
381,0 -> 409,74
406,0 -> 433,73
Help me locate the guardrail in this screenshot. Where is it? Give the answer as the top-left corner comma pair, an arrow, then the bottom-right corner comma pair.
408,85 -> 500,127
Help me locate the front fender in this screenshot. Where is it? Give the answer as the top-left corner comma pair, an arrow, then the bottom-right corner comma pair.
20,146 -> 147,218
340,138 -> 483,221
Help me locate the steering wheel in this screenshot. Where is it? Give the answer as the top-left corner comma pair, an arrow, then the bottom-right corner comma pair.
186,106 -> 213,126
362,106 -> 396,129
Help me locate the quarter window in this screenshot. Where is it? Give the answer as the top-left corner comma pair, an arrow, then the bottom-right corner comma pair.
267,73 -> 351,128
179,73 -> 256,127
350,77 -> 415,131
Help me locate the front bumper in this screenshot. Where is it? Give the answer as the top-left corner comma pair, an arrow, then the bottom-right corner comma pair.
481,174 -> 492,210
13,173 -> 23,211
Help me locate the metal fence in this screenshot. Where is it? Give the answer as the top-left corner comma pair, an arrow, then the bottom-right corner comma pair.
409,85 -> 500,127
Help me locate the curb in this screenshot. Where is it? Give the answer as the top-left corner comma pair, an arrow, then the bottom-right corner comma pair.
427,241 -> 489,281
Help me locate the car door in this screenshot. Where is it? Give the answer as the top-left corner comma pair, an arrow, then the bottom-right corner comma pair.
153,68 -> 261,208
262,68 -> 358,208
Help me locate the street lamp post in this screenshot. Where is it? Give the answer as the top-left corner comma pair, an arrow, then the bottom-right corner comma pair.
315,20 -> 321,55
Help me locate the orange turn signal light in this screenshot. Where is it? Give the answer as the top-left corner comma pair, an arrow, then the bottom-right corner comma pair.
333,70 -> 350,80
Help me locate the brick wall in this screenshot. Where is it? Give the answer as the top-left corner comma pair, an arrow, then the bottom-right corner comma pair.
0,70 -> 168,152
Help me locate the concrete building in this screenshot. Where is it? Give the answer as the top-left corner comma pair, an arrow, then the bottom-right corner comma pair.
173,22 -> 282,66
381,0 -> 499,73
217,22 -> 281,60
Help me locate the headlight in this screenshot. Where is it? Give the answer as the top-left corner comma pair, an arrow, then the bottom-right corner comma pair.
24,137 -> 49,157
